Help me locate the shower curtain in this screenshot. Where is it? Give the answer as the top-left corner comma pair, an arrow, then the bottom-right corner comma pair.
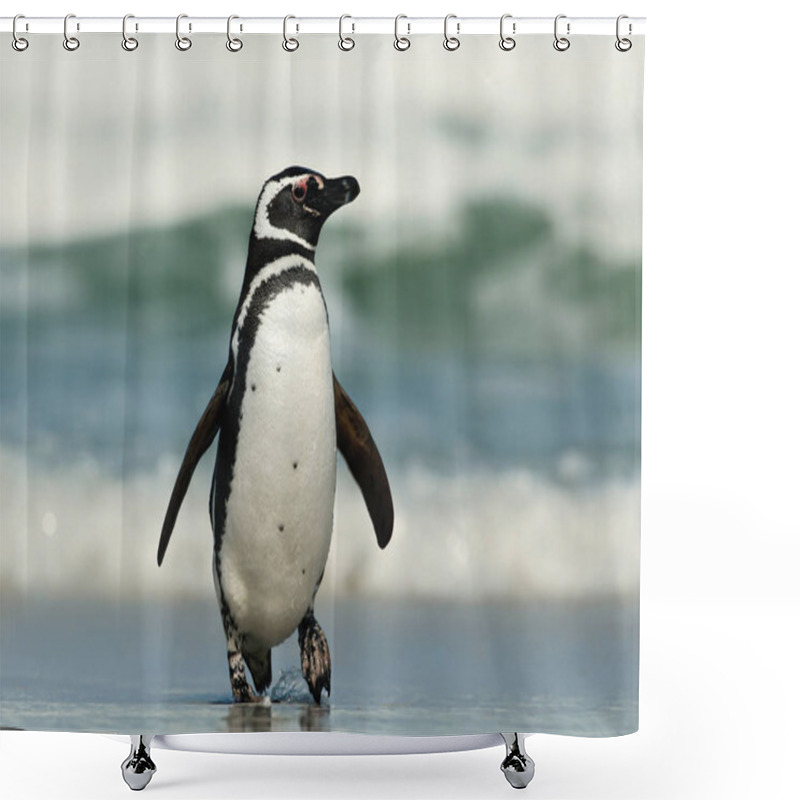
0,25 -> 643,740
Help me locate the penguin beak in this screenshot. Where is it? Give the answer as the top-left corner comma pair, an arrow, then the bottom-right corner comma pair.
312,175 -> 360,217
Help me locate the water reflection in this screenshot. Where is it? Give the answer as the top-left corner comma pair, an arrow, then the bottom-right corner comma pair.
224,702 -> 331,733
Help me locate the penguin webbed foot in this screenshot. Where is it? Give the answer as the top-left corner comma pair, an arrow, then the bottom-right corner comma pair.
228,646 -> 266,704
231,682 -> 261,704
298,610 -> 331,704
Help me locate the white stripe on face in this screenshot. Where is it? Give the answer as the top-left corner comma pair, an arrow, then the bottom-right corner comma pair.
253,175 -> 317,250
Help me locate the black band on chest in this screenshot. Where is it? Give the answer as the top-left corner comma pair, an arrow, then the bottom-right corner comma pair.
212,265 -> 324,564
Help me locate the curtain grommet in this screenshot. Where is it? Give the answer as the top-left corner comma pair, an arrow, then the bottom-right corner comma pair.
175,14 -> 192,51
615,15 -> 632,52
443,14 -> 460,51
12,14 -> 29,52
226,15 -> 243,52
553,14 -> 570,52
338,14 -> 355,51
121,14 -> 139,52
63,13 -> 80,51
499,14 -> 516,51
394,15 -> 411,51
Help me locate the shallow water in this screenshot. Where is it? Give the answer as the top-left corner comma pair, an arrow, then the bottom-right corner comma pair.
0,597 -> 637,737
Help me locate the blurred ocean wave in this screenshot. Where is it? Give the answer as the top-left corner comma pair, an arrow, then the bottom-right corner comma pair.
0,200 -> 639,602
0,200 -> 640,470
0,446 -> 639,603
1,198 -> 639,350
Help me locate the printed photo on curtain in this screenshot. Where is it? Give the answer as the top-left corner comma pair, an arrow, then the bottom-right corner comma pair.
0,24 -> 644,748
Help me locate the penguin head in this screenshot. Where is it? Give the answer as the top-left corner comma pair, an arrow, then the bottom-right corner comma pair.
253,166 -> 360,249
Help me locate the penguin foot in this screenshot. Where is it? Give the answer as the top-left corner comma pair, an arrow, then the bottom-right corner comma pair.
228,647 -> 259,703
231,682 -> 260,704
232,690 -> 271,707
298,610 -> 331,704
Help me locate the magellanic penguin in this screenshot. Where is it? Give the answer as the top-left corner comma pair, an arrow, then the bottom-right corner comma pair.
157,167 -> 393,705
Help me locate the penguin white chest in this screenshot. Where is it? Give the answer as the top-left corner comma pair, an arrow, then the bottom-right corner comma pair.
219,281 -> 336,648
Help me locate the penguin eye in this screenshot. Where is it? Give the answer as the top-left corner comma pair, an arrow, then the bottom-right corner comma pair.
292,181 -> 307,203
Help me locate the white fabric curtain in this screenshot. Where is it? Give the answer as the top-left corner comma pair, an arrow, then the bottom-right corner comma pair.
1,27 -> 643,738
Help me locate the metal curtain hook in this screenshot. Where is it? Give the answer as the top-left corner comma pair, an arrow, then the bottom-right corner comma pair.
122,14 -> 138,51
615,14 -> 632,51
63,13 -> 80,51
227,15 -> 243,51
12,14 -> 29,51
553,14 -> 570,52
499,14 -> 516,51
338,14 -> 355,51
175,14 -> 192,50
443,14 -> 460,51
394,14 -> 410,51
283,15 -> 299,51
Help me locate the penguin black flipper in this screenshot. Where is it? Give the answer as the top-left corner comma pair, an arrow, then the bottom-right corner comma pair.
333,373 -> 394,549
157,360 -> 233,566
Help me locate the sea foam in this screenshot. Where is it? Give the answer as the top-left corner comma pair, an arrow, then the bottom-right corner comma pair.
0,447 -> 639,603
